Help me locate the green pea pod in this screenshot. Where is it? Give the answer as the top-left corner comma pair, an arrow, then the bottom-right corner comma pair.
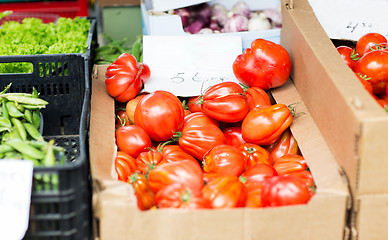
14,102 -> 25,112
5,95 -> 48,106
2,98 -> 9,119
29,140 -> 64,152
2,131 -> 10,142
20,104 -> 45,110
0,144 -> 14,154
0,126 -> 10,133
0,116 -> 12,129
24,109 -> 33,123
43,140 -> 56,167
31,88 -> 39,98
32,110 -> 41,129
0,83 -> 11,94
5,139 -> 45,160
131,40 -> 141,62
23,122 -> 43,141
6,102 -> 24,118
9,127 -> 21,140
4,151 -> 23,160
11,118 -> 27,141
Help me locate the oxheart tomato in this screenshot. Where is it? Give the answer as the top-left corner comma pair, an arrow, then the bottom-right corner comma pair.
266,128 -> 299,162
135,150 -> 165,174
158,144 -> 198,163
203,144 -> 246,176
115,110 -> 130,129
202,175 -> 247,209
353,50 -> 388,89
239,143 -> 273,169
233,38 -> 292,90
245,86 -> 271,110
176,114 -> 225,160
148,160 -> 204,193
272,154 -> 307,175
201,82 -> 249,123
223,126 -> 246,148
134,90 -> 185,142
261,175 -> 312,207
115,151 -> 137,181
283,170 -> 315,196
187,96 -> 203,113
241,104 -> 293,146
355,73 -> 374,95
115,125 -> 152,158
105,53 -> 150,102
127,172 -> 156,210
355,32 -> 387,57
155,183 -> 211,209
336,45 -> 358,69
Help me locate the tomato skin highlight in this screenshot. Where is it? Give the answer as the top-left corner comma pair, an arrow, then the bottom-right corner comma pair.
134,90 -> 185,142
115,125 -> 152,158
245,86 -> 272,110
241,104 -> 293,146
233,38 -> 292,90
223,126 -> 246,148
203,144 -> 246,176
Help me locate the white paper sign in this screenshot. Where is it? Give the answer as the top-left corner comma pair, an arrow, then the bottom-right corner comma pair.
308,0 -> 388,41
0,160 -> 33,240
142,35 -> 243,97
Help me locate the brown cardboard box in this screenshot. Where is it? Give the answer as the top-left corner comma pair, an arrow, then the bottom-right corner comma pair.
280,0 -> 388,239
89,65 -> 349,240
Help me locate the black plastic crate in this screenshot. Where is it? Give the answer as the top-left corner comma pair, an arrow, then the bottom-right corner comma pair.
0,18 -> 97,136
23,88 -> 91,240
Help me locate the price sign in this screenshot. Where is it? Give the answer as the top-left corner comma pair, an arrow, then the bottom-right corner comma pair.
308,0 -> 388,41
0,160 -> 33,240
142,35 -> 243,97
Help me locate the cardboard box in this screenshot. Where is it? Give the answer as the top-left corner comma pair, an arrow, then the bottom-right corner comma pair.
140,0 -> 282,48
89,65 -> 349,240
280,0 -> 388,239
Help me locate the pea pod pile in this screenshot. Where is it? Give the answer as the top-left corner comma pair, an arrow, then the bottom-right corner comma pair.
0,83 -> 65,166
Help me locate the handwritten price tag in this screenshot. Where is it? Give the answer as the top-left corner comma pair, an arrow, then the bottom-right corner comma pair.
308,0 -> 388,41
0,160 -> 33,240
142,35 -> 242,97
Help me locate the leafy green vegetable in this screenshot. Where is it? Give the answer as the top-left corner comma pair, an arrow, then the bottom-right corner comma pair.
0,16 -> 91,73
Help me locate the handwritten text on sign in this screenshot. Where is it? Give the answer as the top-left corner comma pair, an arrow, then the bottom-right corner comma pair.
308,0 -> 388,40
142,35 -> 242,97
0,160 -> 33,240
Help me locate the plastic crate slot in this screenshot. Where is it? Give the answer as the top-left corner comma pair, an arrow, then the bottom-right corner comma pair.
0,62 -> 33,74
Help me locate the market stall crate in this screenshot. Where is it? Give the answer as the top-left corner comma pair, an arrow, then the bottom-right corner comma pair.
89,65 -> 350,240
280,0 -> 388,239
140,0 -> 282,48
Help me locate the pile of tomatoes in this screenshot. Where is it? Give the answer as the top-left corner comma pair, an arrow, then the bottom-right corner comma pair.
106,39 -> 316,210
336,32 -> 388,109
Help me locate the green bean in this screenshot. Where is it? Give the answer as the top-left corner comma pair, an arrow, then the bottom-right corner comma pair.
6,102 -> 24,118
2,98 -> 9,120
23,122 -> 43,141
24,109 -> 33,123
5,139 -> 45,160
43,140 -> 56,167
11,118 -> 27,141
32,110 -> 41,129
0,83 -> 11,94
131,38 -> 142,62
4,95 -> 48,106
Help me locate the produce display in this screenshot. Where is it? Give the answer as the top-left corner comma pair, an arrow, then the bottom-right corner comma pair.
106,38 -> 316,210
336,32 -> 388,110
0,13 -> 91,73
168,1 -> 282,34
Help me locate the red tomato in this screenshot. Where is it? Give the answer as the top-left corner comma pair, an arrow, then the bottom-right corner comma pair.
355,33 -> 387,57
115,110 -> 131,129
233,38 -> 292,90
105,53 -> 150,102
203,144 -> 246,176
159,144 -> 198,163
155,183 -> 211,209
364,42 -> 388,55
125,94 -> 146,125
272,154 -> 307,175
283,170 -> 315,195
355,73 -> 374,95
177,117 -> 225,160
115,125 -> 152,158
183,112 -> 219,128
148,160 -> 204,193
127,172 -> 156,210
241,163 -> 278,189
267,128 -> 299,162
239,143 -> 273,169
202,175 -> 247,209
135,150 -> 165,174
261,175 -> 312,207
134,90 -> 185,142
241,104 -> 293,146
115,151 -> 137,181
187,96 -> 203,113
201,82 -> 249,123
223,126 -> 246,148
336,45 -> 358,69
245,86 -> 272,110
